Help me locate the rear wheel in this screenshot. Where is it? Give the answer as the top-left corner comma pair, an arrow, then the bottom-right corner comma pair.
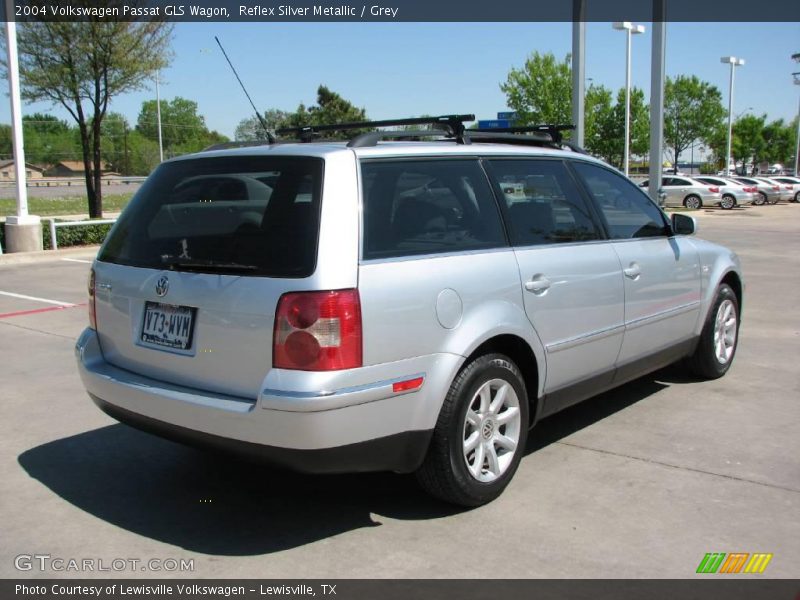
794,191 -> 800,203
683,195 -> 702,210
416,353 -> 529,507
686,284 -> 739,379
720,195 -> 735,210
754,192 -> 767,206
769,194 -> 779,205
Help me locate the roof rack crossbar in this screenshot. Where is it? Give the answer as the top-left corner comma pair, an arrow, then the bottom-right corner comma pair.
471,124 -> 575,144
277,114 -> 475,145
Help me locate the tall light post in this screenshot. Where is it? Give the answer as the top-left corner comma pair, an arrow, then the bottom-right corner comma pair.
155,70 -> 164,162
793,52 -> 800,176
721,56 -> 745,175
613,21 -> 645,176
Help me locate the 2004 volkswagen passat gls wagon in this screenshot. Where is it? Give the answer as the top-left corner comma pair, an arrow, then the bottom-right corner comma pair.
76,116 -> 743,506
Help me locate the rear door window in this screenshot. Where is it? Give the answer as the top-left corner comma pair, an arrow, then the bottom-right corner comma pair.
484,159 -> 602,246
360,159 -> 506,260
98,156 -> 323,277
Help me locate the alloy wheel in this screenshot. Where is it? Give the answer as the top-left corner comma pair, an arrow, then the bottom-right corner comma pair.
462,378 -> 522,483
713,299 -> 737,365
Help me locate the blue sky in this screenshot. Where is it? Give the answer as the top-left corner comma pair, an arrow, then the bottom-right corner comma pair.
2,21 -> 799,138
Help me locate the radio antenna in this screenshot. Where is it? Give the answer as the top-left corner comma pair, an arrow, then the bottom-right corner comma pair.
214,36 -> 275,143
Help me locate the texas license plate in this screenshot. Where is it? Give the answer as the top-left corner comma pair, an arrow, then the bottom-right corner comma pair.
141,302 -> 196,350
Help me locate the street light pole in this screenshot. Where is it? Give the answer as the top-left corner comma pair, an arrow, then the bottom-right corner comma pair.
793,52 -> 800,176
721,56 -> 745,175
614,22 -> 645,176
155,70 -> 164,163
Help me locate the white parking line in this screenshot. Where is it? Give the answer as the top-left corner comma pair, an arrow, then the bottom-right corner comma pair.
0,290 -> 75,307
61,258 -> 92,264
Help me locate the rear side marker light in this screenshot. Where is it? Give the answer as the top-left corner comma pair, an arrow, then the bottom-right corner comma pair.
88,267 -> 97,330
393,376 -> 424,393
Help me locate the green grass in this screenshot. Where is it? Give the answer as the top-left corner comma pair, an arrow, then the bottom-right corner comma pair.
0,193 -> 133,218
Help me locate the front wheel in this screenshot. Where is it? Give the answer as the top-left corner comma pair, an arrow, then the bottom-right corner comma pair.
685,284 -> 740,379
416,354 -> 529,507
683,195 -> 702,210
720,195 -> 735,210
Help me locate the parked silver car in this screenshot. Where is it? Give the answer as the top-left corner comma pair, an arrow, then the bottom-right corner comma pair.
76,116 -> 743,506
732,176 -> 780,205
641,175 -> 722,209
769,176 -> 800,202
693,176 -> 755,209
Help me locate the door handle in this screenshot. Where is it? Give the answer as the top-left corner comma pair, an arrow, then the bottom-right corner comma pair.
525,275 -> 551,294
623,263 -> 641,280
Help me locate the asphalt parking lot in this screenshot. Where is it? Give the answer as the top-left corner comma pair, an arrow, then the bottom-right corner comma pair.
1,204 -> 798,579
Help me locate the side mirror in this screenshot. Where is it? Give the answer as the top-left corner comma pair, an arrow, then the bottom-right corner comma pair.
671,213 -> 697,236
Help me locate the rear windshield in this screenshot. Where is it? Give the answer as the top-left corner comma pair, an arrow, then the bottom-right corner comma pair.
98,156 -> 323,277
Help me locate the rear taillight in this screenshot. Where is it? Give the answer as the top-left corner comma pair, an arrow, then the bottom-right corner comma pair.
784,185 -> 792,190
709,186 -> 720,193
273,289 -> 362,371
745,186 -> 756,192
772,186 -> 780,191
88,267 -> 97,330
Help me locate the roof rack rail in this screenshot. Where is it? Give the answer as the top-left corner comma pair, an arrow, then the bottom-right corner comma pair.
201,140 -> 274,152
277,114 -> 475,145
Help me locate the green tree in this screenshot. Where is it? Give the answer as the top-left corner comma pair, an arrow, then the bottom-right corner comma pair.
500,52 -> 572,127
126,130 -> 161,176
6,15 -> 173,217
761,118 -> 795,166
731,114 -> 767,172
136,97 -> 227,155
285,85 -> 368,139
0,124 -> 11,159
100,112 -> 132,174
22,113 -> 79,166
664,75 -> 726,167
235,109 -> 292,141
583,85 -> 648,168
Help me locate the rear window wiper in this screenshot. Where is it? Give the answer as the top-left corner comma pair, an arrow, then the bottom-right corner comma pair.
160,256 -> 258,272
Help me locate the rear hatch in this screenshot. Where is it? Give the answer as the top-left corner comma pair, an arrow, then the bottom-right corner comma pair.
93,155 -> 324,398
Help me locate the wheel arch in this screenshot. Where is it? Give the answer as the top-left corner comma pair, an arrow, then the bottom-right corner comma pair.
720,270 -> 744,316
463,334 -> 542,428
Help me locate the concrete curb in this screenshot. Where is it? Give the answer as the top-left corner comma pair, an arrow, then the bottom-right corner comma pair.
0,245 -> 99,266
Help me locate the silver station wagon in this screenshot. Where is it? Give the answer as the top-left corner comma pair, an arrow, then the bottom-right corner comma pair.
76,115 -> 743,506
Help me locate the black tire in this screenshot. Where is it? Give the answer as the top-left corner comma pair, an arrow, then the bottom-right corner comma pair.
794,191 -> 800,203
754,192 -> 766,206
720,195 -> 736,210
685,284 -> 740,380
769,195 -> 779,205
683,195 -> 702,210
416,353 -> 529,507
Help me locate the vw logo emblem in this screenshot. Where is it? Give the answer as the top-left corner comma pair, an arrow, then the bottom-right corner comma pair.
481,419 -> 495,440
155,275 -> 169,297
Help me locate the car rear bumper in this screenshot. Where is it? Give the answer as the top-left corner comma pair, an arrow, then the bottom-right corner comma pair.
76,328 -> 460,473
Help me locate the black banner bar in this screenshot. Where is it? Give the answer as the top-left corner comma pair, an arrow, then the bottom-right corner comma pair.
3,579 -> 800,600
4,0 -> 800,22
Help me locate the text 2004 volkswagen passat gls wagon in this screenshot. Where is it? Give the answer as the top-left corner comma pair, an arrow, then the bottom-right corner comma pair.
77,124 -> 743,506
